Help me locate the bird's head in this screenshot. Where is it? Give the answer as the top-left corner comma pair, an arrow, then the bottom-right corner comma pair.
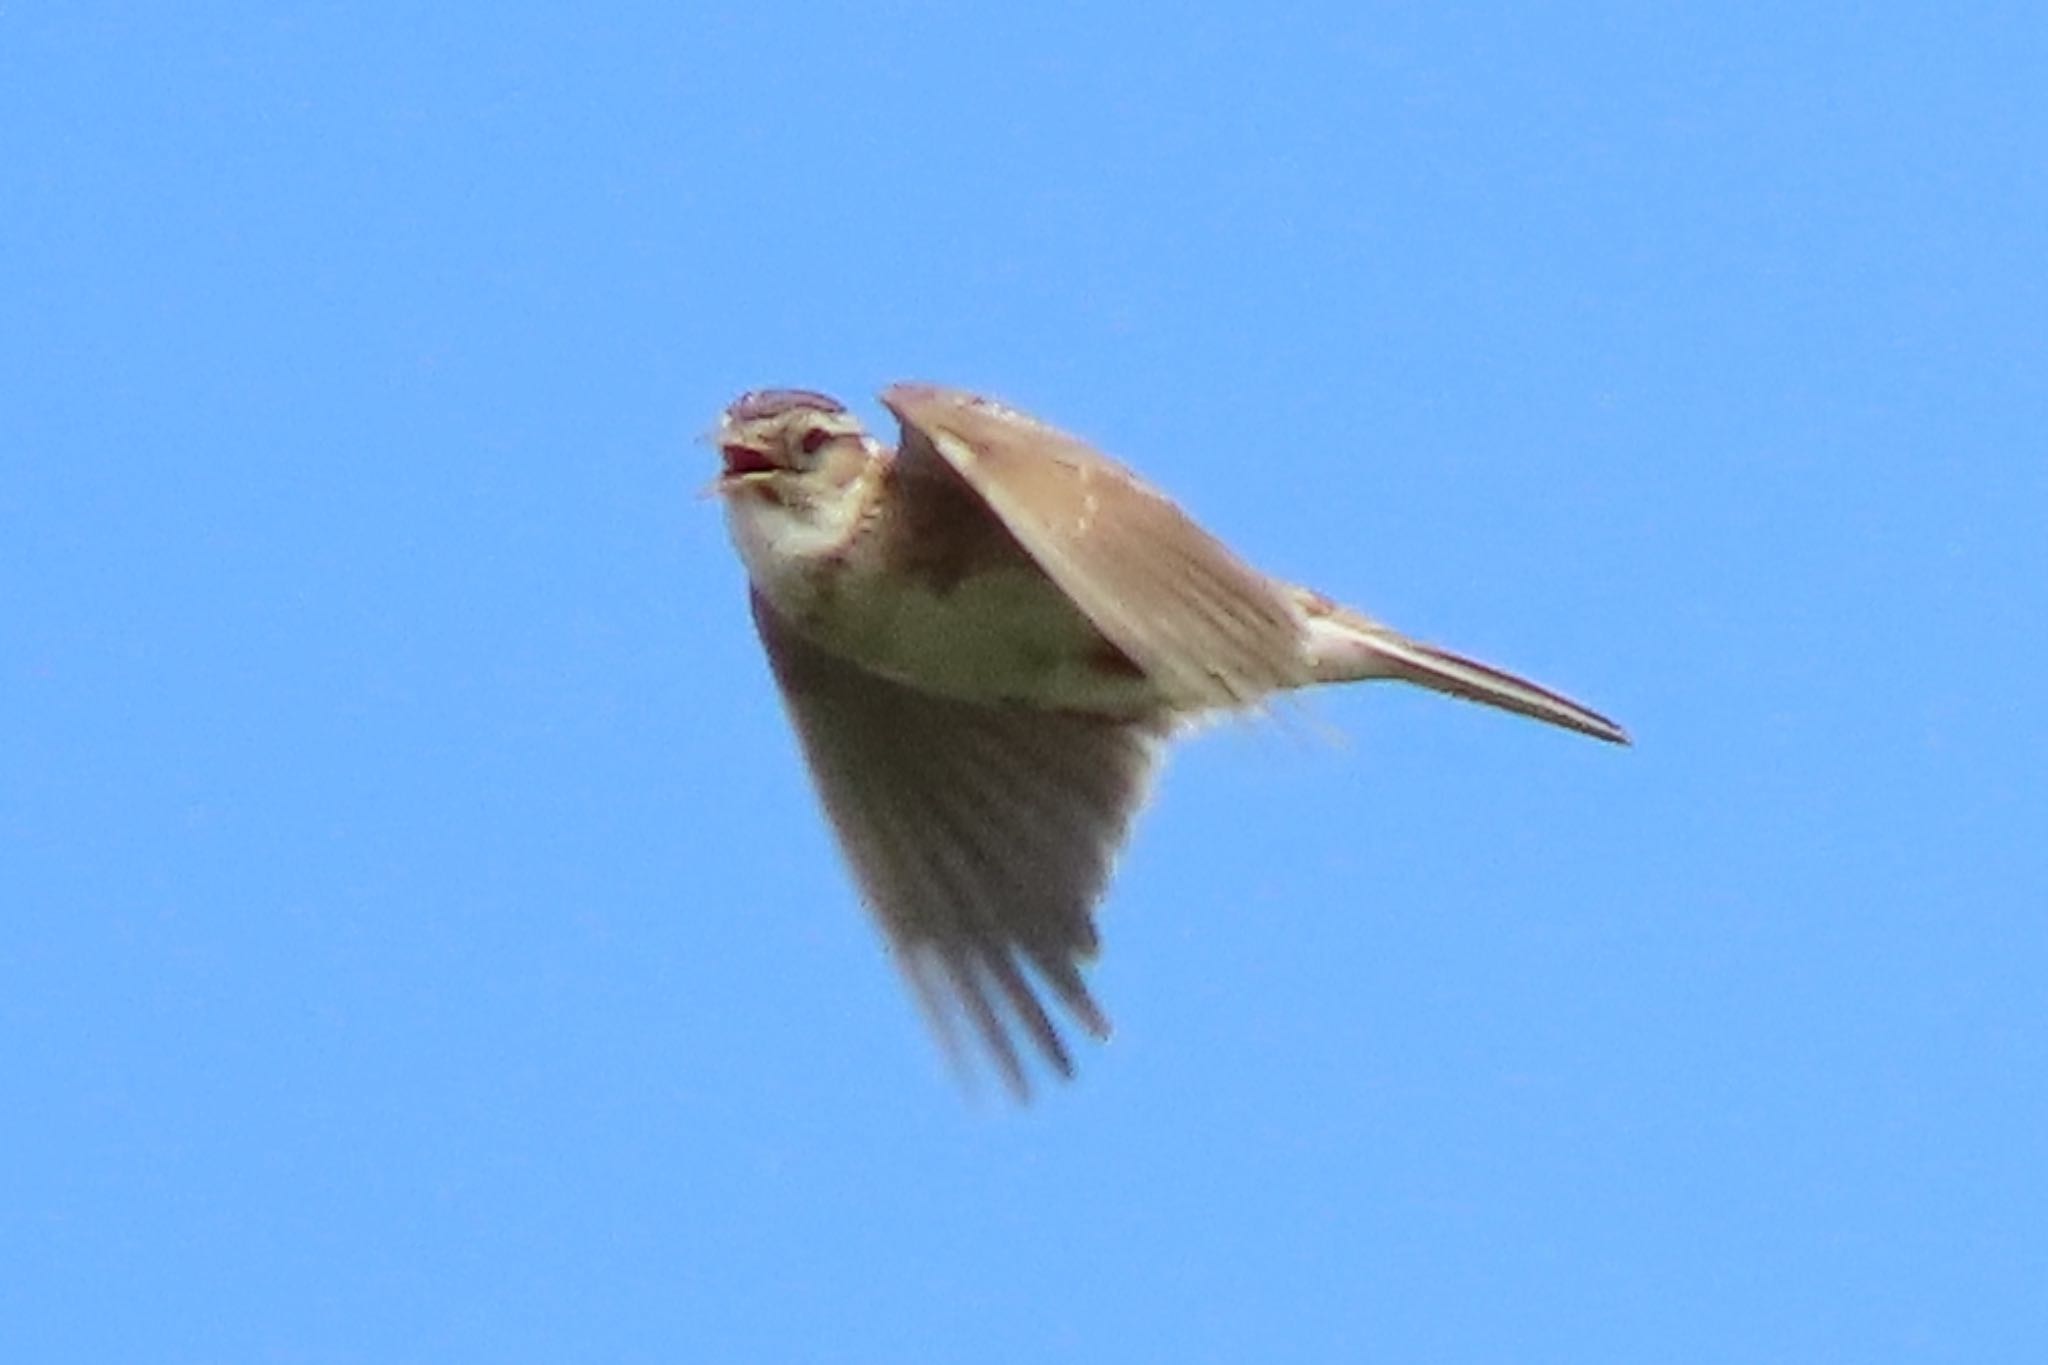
712,388 -> 885,558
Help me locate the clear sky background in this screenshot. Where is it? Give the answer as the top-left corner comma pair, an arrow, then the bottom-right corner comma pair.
6,4 -> 2044,1361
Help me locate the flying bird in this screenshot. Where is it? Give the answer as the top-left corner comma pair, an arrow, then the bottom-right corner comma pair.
712,383 -> 1626,1097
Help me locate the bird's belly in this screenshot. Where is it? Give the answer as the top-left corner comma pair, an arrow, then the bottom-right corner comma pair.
795,564 -> 1161,715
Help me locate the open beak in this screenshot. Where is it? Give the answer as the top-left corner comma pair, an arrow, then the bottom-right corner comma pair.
719,443 -> 778,479
699,424 -> 780,498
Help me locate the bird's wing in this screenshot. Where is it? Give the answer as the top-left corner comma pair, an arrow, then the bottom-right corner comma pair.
881,383 -> 1311,712
751,590 -> 1169,1099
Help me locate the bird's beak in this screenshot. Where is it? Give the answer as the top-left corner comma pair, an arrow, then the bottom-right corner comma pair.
699,422 -> 779,499
719,442 -> 779,480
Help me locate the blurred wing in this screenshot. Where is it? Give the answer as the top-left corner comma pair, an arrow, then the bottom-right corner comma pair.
882,383 -> 1310,712
752,591 -> 1169,1099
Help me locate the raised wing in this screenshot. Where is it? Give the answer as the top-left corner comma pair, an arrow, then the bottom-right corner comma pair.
881,383 -> 1311,713
751,590 -> 1169,1099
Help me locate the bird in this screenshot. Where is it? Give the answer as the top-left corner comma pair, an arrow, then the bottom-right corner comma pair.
712,382 -> 1626,1098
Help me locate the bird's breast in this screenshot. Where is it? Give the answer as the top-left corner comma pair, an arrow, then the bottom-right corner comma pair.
777,556 -> 1162,716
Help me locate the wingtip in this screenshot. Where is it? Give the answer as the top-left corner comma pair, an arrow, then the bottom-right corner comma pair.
877,381 -> 946,420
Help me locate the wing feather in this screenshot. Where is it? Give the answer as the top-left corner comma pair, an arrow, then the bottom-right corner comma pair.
751,590 -> 1167,1098
881,383 -> 1311,713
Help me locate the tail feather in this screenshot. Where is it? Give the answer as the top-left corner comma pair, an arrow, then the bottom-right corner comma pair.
1293,589 -> 1629,745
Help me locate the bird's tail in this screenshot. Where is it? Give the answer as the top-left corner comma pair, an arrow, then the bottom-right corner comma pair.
1291,587 -> 1629,745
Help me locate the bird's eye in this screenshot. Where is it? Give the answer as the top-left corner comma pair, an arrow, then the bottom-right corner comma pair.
798,426 -> 831,456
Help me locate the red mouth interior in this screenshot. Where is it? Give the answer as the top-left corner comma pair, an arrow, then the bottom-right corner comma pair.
720,444 -> 778,478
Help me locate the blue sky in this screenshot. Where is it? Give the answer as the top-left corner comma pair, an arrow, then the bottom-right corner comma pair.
5,3 -> 2044,1360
